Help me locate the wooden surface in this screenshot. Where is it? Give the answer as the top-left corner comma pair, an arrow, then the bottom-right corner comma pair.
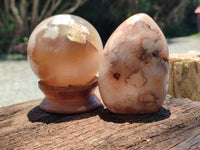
0,92 -> 200,150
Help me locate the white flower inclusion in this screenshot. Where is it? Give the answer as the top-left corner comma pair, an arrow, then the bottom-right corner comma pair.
51,15 -> 75,26
43,26 -> 59,40
50,15 -> 90,43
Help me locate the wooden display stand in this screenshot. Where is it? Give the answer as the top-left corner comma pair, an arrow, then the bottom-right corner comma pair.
0,90 -> 200,149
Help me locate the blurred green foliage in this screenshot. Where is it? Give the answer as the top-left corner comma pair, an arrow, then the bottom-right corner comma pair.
0,54 -> 26,60
0,12 -> 16,54
0,0 -> 199,54
74,0 -> 199,44
190,32 -> 200,37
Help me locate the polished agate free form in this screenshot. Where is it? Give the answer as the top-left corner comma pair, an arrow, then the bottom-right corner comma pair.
99,13 -> 169,114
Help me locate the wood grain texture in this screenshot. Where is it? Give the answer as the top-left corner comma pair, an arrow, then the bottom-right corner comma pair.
0,92 -> 200,150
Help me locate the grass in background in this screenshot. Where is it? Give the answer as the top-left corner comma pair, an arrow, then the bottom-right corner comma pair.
0,54 -> 27,61
189,33 -> 200,38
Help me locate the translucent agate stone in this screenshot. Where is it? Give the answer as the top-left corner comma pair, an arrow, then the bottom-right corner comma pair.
28,14 -> 103,86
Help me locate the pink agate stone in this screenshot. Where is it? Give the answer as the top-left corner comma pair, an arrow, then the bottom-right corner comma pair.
98,13 -> 169,114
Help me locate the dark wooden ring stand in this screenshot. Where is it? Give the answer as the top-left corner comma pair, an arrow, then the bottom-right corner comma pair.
38,77 -> 102,114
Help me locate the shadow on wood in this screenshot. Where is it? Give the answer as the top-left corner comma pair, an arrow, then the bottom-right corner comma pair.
99,107 -> 171,123
27,105 -> 105,124
27,103 -> 170,124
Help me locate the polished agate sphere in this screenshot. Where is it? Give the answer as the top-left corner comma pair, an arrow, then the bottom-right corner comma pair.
28,14 -> 103,86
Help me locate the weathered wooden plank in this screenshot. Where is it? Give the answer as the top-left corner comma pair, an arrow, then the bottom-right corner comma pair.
0,94 -> 200,150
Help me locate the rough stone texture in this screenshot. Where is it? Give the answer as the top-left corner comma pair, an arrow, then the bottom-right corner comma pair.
0,92 -> 200,150
169,53 -> 200,101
